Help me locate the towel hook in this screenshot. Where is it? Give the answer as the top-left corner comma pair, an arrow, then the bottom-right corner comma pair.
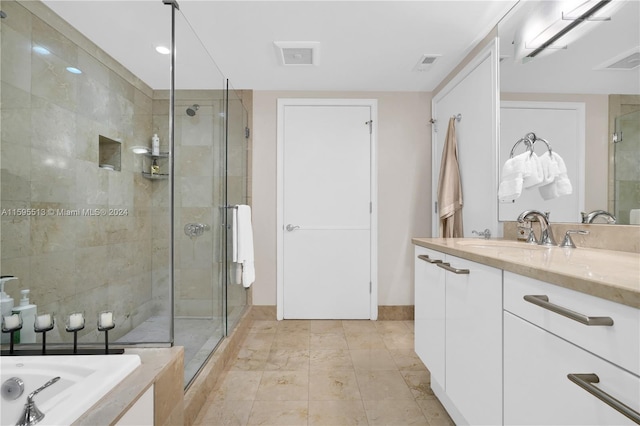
452,113 -> 462,122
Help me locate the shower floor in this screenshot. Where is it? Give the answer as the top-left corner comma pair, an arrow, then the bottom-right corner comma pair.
117,316 -> 225,386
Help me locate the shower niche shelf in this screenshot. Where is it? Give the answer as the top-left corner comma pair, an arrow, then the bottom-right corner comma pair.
140,151 -> 169,180
142,171 -> 169,180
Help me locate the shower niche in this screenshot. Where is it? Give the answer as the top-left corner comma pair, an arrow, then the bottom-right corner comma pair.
98,135 -> 122,171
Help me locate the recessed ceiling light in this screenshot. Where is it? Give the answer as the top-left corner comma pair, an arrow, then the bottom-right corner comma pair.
155,46 -> 171,55
131,146 -> 150,154
66,67 -> 82,74
33,46 -> 51,55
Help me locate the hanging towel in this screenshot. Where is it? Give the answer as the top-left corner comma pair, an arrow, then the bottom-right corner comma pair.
232,205 -> 255,287
538,152 -> 573,200
538,151 -> 560,186
498,152 -> 528,201
522,153 -> 544,188
437,117 -> 463,238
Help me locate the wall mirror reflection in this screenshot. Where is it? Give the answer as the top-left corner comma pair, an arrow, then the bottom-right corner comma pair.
498,0 -> 639,225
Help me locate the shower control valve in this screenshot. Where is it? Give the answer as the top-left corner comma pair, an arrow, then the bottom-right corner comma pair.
184,223 -> 210,239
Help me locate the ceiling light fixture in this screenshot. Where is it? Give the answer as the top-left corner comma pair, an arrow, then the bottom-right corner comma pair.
155,45 -> 171,55
33,46 -> 51,55
66,67 -> 82,74
525,0 -> 612,60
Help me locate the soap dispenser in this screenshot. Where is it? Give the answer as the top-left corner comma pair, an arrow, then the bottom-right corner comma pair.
0,276 -> 18,344
12,289 -> 37,343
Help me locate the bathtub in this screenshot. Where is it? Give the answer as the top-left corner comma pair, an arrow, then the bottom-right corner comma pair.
1,354 -> 141,426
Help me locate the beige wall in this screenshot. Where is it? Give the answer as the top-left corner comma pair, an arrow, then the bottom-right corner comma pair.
501,92 -> 609,212
251,91 -> 432,307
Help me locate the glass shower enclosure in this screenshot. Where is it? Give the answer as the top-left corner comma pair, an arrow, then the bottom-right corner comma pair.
0,0 -> 248,388
613,110 -> 640,225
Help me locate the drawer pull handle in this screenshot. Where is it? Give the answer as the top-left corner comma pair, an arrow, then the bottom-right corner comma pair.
437,263 -> 470,274
417,254 -> 442,264
524,295 -> 614,326
568,374 -> 640,424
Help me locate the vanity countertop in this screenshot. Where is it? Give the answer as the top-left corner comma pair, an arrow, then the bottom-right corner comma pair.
412,238 -> 640,309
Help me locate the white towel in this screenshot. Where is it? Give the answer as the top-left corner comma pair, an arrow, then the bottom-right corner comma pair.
523,153 -> 544,188
498,152 -> 527,201
232,205 -> 255,288
538,152 -> 572,200
538,151 -> 560,186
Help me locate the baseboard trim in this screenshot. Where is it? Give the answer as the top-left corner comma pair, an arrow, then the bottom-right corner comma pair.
248,305 -> 414,321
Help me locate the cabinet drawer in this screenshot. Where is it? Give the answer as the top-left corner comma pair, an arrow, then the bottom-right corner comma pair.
505,312 -> 640,425
504,271 -> 640,376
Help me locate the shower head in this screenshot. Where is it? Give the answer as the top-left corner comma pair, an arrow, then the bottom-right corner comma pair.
186,104 -> 199,116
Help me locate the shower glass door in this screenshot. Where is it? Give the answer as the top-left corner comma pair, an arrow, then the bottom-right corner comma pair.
174,11 -> 226,387
613,110 -> 640,225
225,88 -> 249,334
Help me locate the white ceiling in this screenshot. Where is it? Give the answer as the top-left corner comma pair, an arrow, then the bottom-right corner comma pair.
42,0 -> 518,92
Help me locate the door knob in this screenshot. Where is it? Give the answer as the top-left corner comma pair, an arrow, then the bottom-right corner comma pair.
285,224 -> 300,232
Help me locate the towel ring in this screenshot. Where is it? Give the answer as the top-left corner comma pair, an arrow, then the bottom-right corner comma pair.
509,132 -> 553,158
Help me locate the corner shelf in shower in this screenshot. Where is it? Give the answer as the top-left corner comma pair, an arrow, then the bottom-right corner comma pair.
140,151 -> 169,179
143,151 -> 169,158
142,171 -> 169,180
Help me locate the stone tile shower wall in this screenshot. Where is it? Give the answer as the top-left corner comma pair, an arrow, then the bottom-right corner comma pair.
152,94 -> 226,321
0,0 -> 166,343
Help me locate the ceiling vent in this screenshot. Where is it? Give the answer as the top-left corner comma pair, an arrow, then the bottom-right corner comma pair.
595,47 -> 640,70
274,41 -> 320,66
413,54 -> 441,72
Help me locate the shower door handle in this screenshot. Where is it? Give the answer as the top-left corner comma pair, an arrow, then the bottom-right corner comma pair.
285,224 -> 300,232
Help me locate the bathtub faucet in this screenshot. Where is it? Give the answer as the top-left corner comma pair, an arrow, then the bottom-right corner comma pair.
17,376 -> 60,426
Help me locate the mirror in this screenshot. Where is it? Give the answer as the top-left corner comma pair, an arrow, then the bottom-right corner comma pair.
498,0 -> 639,224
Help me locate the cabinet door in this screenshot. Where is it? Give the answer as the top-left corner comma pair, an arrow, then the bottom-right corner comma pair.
414,246 -> 446,388
505,312 -> 640,425
444,255 -> 502,425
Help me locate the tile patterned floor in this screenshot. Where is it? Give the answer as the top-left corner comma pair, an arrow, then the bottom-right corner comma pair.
194,320 -> 455,425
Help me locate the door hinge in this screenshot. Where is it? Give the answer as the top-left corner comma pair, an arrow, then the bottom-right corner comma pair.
369,281 -> 372,293
613,132 -> 622,143
369,202 -> 372,213
245,127 -> 250,139
434,201 -> 438,213
365,120 -> 373,134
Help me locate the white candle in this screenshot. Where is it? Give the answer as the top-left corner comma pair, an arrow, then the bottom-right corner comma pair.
99,312 -> 113,328
4,314 -> 20,330
36,314 -> 52,330
69,313 -> 84,329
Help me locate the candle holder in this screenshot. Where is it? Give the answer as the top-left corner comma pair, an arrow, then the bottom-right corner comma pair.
2,313 -> 23,355
97,311 -> 115,355
34,313 -> 54,355
65,312 -> 85,354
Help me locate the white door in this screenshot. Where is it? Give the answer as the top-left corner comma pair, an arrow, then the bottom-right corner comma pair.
277,99 -> 377,320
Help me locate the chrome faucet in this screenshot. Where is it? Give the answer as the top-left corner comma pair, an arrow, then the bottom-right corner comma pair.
17,376 -> 60,426
517,210 -> 557,246
581,210 -> 616,224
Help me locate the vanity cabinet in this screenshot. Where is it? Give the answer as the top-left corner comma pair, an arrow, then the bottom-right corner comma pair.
415,246 -> 446,387
504,312 -> 640,425
504,272 -> 640,425
414,246 -> 503,425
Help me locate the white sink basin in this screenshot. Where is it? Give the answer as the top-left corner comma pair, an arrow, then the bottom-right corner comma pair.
455,240 -> 550,250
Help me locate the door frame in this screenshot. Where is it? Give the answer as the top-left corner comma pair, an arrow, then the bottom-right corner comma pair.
276,98 -> 378,320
